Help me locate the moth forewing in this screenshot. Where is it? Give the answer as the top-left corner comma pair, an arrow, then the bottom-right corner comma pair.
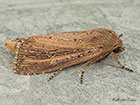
5,28 -> 134,84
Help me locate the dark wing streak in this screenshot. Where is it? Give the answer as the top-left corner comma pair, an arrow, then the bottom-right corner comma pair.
14,38 -> 88,74
20,46 -> 47,53
14,52 -> 81,74
14,46 -> 97,75
22,39 -> 84,54
28,34 -> 87,50
14,34 -> 97,75
15,50 -> 95,75
18,46 -> 84,61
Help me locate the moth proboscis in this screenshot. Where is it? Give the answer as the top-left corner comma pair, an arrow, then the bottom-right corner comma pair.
5,28 -> 134,84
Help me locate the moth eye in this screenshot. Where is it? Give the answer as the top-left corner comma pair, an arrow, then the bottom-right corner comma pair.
113,47 -> 121,53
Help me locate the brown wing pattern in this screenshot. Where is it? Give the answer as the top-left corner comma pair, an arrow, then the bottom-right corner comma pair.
13,31 -> 100,75
13,28 -> 117,75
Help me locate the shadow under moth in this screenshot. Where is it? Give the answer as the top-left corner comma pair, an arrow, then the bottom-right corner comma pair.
5,28 -> 133,84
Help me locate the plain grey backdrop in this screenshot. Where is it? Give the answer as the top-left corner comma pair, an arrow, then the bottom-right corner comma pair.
0,0 -> 140,105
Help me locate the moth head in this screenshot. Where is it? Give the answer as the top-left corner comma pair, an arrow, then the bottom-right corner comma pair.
105,29 -> 124,53
113,35 -> 124,53
113,46 -> 124,53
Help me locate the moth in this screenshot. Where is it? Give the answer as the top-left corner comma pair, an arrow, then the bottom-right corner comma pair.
5,28 -> 133,84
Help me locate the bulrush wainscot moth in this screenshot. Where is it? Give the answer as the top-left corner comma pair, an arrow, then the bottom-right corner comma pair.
5,28 -> 134,84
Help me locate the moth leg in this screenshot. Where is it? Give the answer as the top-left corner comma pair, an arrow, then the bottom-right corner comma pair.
48,69 -> 62,81
111,52 -> 133,72
72,60 -> 92,74
80,60 -> 94,84
80,65 -> 89,84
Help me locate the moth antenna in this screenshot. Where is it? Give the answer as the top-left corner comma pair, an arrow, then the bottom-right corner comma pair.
111,52 -> 134,72
119,34 -> 123,38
